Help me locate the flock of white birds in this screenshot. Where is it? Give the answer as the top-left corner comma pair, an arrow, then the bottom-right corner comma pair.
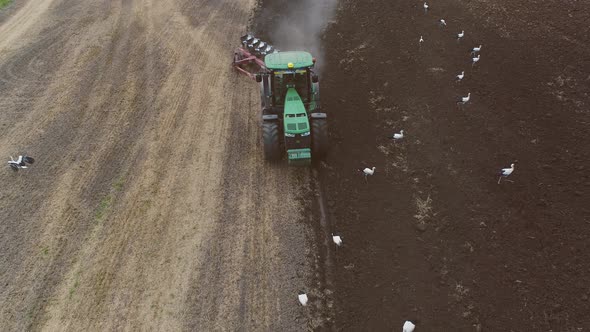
325,3 -> 519,331
424,5 -> 516,183
357,1 -> 516,190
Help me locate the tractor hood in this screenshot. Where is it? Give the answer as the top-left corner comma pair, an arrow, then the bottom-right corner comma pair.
283,88 -> 310,134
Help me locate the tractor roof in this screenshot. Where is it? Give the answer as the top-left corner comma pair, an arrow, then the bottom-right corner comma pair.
264,51 -> 314,70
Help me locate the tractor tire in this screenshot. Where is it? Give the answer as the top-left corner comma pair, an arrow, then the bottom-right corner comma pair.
311,119 -> 328,159
262,121 -> 281,161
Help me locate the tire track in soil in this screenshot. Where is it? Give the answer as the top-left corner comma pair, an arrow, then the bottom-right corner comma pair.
309,167 -> 336,329
182,73 -> 317,331
0,0 -> 28,26
247,0 -> 338,328
0,0 -> 54,51
238,5 -> 337,330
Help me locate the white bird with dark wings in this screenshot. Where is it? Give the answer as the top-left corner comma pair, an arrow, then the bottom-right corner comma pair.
8,155 -> 35,171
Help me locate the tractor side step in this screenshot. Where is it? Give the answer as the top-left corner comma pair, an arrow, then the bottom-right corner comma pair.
310,112 -> 327,119
262,114 -> 279,121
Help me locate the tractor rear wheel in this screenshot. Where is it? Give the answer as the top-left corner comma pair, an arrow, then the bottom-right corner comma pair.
311,119 -> 328,159
262,122 -> 281,161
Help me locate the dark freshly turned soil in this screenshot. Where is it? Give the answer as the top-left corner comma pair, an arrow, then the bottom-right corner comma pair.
256,0 -> 590,330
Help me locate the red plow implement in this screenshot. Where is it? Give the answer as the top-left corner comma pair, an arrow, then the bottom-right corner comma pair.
232,34 -> 278,80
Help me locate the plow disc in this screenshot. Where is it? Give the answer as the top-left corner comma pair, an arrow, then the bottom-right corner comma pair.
232,34 -> 278,79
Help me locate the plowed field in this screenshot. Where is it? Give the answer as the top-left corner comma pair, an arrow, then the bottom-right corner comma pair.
0,0 -> 325,330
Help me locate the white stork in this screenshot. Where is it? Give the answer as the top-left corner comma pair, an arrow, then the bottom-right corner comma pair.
332,233 -> 343,247
470,44 -> 482,55
359,167 -> 375,176
358,167 -> 376,183
298,292 -> 308,306
8,155 -> 35,171
456,71 -> 465,82
403,320 -> 416,332
498,163 -> 515,184
457,93 -> 471,106
472,54 -> 481,66
388,130 -> 404,141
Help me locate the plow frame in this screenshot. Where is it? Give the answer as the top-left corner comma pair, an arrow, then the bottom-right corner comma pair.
232,47 -> 267,80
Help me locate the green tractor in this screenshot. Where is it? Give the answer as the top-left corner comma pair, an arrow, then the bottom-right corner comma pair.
255,51 -> 328,165
233,35 -> 328,164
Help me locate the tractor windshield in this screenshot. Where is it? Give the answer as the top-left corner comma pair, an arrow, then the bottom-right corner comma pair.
272,70 -> 309,105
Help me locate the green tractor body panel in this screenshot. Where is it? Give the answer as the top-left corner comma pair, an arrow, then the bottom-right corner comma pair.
283,88 -> 312,164
265,51 -> 314,70
287,148 -> 312,165
283,88 -> 310,134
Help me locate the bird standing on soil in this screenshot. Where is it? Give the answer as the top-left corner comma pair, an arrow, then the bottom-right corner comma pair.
498,163 -> 515,184
457,30 -> 465,40
359,167 -> 376,176
8,155 -> 35,172
456,71 -> 465,82
457,93 -> 471,106
439,19 -> 447,27
403,320 -> 416,332
472,54 -> 481,67
419,35 -> 424,44
388,130 -> 404,141
358,166 -> 376,183
332,233 -> 343,247
423,2 -> 429,12
470,44 -> 482,55
298,292 -> 308,306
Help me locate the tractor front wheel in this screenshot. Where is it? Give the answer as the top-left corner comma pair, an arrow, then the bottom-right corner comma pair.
311,119 -> 328,160
262,122 -> 281,161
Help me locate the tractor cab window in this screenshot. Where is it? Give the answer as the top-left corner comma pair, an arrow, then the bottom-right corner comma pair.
286,113 -> 307,118
272,70 -> 309,104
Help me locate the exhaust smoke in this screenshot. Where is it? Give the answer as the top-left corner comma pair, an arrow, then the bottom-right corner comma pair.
257,0 -> 339,73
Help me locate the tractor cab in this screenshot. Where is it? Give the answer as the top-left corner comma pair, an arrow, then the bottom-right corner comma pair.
263,51 -> 317,107
271,68 -> 310,105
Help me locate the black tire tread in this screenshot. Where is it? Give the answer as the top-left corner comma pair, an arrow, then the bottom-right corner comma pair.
311,119 -> 328,159
262,122 -> 281,161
